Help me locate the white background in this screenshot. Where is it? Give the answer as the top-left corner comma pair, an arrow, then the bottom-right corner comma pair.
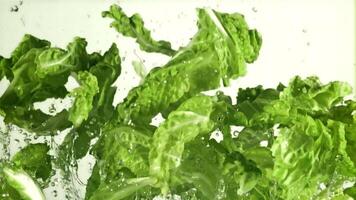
0,0 -> 355,199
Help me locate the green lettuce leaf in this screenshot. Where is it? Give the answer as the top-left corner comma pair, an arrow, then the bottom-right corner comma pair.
103,5 -> 176,56
68,71 -> 99,127
10,34 -> 50,65
84,125 -> 153,199
2,167 -> 45,200
172,140 -> 224,200
57,44 -> 121,188
94,125 -> 151,177
0,143 -> 51,200
149,95 -> 217,193
0,56 -> 13,81
35,37 -> 89,79
89,177 -> 157,200
0,36 -> 91,134
11,143 -> 52,184
115,7 -> 262,125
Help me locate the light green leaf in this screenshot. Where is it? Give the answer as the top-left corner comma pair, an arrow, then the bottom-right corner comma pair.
10,34 -> 50,65
68,71 -> 99,127
35,37 -> 89,78
103,5 -> 176,56
89,177 -> 157,200
149,95 -> 217,193
115,8 -> 262,125
11,143 -> 52,185
2,167 -> 45,200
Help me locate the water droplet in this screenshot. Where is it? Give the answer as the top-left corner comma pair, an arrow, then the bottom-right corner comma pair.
10,5 -> 19,12
24,137 -> 31,143
216,91 -> 223,96
252,7 -> 258,12
232,131 -> 239,138
49,104 -> 56,113
53,190 -> 58,197
302,87 -> 307,93
2,193 -> 10,197
302,29 -> 307,33
259,140 -> 268,147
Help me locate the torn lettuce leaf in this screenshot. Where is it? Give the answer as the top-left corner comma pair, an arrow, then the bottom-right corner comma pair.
93,125 -> 152,177
2,167 -> 45,200
0,35 -> 120,134
11,143 -> 53,186
0,56 -> 13,81
35,37 -> 89,79
0,36 -> 89,134
85,125 -> 156,199
0,143 -> 51,200
56,44 -> 121,187
68,71 -> 99,127
89,43 -> 121,120
172,140 -> 224,200
89,177 -> 157,200
103,5 -> 176,56
115,7 -> 262,126
1,4 -> 356,200
234,77 -> 356,199
148,95 -> 217,193
10,34 -> 50,66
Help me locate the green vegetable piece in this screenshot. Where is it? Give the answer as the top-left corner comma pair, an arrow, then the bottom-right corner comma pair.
345,185 -> 356,198
115,7 -> 262,125
35,37 -> 89,78
174,140 -> 224,200
94,125 -> 151,178
0,36 -> 92,134
2,167 -> 45,200
149,95 -> 217,193
11,143 -> 52,185
132,60 -> 147,81
11,34 -> 50,65
68,71 -> 99,127
84,163 -> 101,200
89,43 -> 121,119
103,5 -> 176,56
0,56 -> 13,80
89,177 -> 157,200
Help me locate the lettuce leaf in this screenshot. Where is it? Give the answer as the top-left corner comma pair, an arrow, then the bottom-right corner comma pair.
1,4 -> 356,200
114,8 -> 262,126
0,143 -> 51,200
103,5 -> 176,56
68,71 -> 99,127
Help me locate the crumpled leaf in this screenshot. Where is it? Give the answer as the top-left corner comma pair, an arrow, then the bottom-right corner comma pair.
2,167 -> 45,200
11,143 -> 52,186
103,5 -> 176,56
148,95 -> 217,193
89,177 -> 157,200
68,71 -> 99,127
115,7 -> 262,125
0,36 -> 91,134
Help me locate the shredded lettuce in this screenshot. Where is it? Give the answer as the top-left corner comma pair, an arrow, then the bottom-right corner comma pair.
0,4 -> 355,200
